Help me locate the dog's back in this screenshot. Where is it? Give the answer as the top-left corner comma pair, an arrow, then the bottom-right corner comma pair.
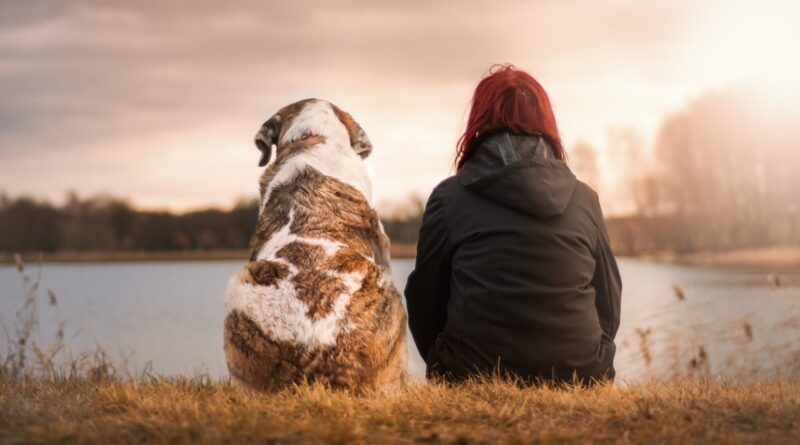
224,99 -> 407,392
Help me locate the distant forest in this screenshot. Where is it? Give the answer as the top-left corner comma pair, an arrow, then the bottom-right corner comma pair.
595,86 -> 800,254
2,86 -> 798,256
0,193 -> 425,253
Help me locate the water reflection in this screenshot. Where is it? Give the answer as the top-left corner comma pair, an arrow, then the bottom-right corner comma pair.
1,259 -> 798,381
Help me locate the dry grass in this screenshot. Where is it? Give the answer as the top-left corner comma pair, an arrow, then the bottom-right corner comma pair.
1,376 -> 798,445
3,255 -> 799,444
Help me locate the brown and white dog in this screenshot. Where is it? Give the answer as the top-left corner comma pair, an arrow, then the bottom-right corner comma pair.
223,99 -> 408,392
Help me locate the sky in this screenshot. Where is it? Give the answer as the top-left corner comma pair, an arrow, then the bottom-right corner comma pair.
1,0 -> 799,214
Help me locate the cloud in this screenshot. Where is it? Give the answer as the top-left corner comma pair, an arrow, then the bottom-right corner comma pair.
1,0 -> 795,209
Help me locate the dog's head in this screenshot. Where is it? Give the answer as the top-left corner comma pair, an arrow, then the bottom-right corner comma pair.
254,99 -> 372,167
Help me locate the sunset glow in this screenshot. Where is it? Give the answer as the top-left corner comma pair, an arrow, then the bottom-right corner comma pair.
1,0 -> 798,214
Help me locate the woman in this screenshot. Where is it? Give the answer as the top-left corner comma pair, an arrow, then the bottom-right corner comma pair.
405,65 -> 621,384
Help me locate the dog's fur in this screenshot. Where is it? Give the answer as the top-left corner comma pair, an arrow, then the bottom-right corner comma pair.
223,99 -> 408,392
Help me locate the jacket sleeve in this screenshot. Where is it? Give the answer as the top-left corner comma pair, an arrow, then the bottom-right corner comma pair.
404,186 -> 451,362
592,206 -> 622,339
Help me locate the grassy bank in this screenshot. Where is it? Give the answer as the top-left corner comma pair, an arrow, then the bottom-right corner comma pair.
2,255 -> 799,444
639,245 -> 800,270
674,246 -> 800,269
2,376 -> 799,445
4,246 -> 800,267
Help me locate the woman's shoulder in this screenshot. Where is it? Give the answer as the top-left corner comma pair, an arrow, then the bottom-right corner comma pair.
573,180 -> 600,205
420,176 -> 464,223
571,180 -> 607,232
420,176 -> 461,206
431,176 -> 460,195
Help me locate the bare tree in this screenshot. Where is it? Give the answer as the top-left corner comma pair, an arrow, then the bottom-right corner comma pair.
570,141 -> 600,192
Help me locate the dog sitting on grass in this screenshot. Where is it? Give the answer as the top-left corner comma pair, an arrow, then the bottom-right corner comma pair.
223,99 -> 408,392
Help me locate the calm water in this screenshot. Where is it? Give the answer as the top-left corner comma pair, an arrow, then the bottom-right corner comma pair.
1,259 -> 798,382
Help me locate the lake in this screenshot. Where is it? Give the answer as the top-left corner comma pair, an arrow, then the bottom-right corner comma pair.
1,258 -> 798,382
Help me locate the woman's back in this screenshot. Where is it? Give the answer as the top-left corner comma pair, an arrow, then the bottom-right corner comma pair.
405,132 -> 621,384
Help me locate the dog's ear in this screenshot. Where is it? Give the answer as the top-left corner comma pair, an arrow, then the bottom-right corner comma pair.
255,115 -> 282,167
331,105 -> 372,159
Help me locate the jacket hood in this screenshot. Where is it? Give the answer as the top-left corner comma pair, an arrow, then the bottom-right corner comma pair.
457,132 -> 577,217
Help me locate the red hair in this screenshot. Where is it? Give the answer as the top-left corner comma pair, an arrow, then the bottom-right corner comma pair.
455,64 -> 565,170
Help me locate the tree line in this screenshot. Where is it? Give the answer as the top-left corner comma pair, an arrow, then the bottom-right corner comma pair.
0,193 -> 424,253
2,86 -> 798,256
598,85 -> 800,254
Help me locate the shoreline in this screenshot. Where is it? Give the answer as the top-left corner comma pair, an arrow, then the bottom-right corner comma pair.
3,245 -> 799,269
637,246 -> 800,270
0,244 -> 418,264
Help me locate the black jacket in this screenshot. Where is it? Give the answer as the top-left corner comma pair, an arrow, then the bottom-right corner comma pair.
404,132 -> 622,384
